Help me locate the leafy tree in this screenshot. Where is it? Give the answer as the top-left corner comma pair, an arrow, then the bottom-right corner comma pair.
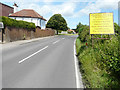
114,23 -> 119,34
46,14 -> 68,34
76,22 -> 83,33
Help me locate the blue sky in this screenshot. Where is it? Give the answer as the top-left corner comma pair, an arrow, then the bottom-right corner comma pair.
1,0 -> 119,29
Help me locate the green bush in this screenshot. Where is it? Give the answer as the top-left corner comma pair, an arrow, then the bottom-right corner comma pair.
76,22 -> 120,88
58,30 -> 62,33
68,31 -> 73,34
1,16 -> 35,29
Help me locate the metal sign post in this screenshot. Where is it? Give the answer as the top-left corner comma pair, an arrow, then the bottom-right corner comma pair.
91,34 -> 94,48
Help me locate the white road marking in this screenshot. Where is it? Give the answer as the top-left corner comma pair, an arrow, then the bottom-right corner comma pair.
74,39 -> 84,88
18,46 -> 48,64
52,40 -> 60,44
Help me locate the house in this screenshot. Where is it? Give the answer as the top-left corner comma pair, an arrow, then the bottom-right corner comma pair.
0,2 -> 47,29
9,9 -> 47,29
0,2 -> 14,17
9,8 -> 47,29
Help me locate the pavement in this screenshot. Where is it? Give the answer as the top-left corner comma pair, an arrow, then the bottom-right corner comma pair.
2,36 -> 57,50
2,35 -> 84,88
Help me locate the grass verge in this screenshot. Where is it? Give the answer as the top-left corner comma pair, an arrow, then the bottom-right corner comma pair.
76,37 -> 120,88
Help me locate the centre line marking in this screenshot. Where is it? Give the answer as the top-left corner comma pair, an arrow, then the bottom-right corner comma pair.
18,46 -> 48,64
53,40 -> 60,44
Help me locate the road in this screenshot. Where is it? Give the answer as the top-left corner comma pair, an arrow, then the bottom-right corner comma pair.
2,35 -> 82,88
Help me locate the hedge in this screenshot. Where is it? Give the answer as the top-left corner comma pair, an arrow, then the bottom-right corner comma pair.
76,23 -> 120,88
1,16 -> 36,29
68,31 -> 74,34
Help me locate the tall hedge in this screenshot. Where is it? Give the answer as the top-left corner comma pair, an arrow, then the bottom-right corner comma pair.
76,22 -> 120,88
1,16 -> 36,29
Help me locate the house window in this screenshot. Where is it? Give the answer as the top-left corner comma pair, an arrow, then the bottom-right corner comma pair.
40,19 -> 41,27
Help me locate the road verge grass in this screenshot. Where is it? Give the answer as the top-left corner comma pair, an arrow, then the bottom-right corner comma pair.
76,37 -> 120,88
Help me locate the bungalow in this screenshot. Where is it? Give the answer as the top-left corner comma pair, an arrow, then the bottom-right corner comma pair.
9,9 -> 47,29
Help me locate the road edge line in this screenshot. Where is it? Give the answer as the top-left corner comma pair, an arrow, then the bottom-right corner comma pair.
74,39 -> 84,88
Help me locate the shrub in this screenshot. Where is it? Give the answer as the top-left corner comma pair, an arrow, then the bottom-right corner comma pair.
58,30 -> 62,33
76,22 -> 120,88
68,31 -> 73,34
1,16 -> 35,29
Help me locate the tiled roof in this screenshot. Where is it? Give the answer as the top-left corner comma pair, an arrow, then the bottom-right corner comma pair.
9,9 -> 47,21
67,29 -> 75,31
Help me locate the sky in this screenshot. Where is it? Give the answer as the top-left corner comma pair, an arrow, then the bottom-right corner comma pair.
1,0 -> 120,29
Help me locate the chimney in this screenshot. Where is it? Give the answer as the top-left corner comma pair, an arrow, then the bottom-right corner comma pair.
13,3 -> 18,13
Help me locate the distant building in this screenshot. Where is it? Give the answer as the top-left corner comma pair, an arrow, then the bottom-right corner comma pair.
0,2 -> 14,17
67,29 -> 76,34
9,9 -> 47,29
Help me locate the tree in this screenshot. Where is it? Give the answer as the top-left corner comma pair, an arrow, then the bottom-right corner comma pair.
114,23 -> 119,34
46,14 -> 68,34
76,22 -> 83,33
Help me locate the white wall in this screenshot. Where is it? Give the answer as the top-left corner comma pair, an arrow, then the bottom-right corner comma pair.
10,17 -> 16,19
16,17 -> 23,20
24,18 -> 32,22
9,17 -> 46,29
31,18 -> 37,26
41,20 -> 46,29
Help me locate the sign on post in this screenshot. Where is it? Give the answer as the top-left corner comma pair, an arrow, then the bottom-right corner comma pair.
0,22 -> 4,42
0,22 -> 4,29
90,13 -> 114,34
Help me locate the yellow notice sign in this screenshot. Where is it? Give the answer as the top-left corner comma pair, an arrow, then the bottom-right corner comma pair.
90,13 -> 114,34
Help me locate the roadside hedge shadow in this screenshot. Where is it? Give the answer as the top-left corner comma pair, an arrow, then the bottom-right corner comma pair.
76,45 -> 86,57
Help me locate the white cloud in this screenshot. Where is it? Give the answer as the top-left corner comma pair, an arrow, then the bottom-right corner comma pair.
2,0 -> 119,28
96,0 -> 119,9
1,0 -> 97,3
9,0 -> 119,21
52,2 -> 76,17
16,1 -> 77,18
78,3 -> 101,15
43,0 -> 55,3
119,1 -> 120,8
2,0 -> 119,19
73,0 -> 119,17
